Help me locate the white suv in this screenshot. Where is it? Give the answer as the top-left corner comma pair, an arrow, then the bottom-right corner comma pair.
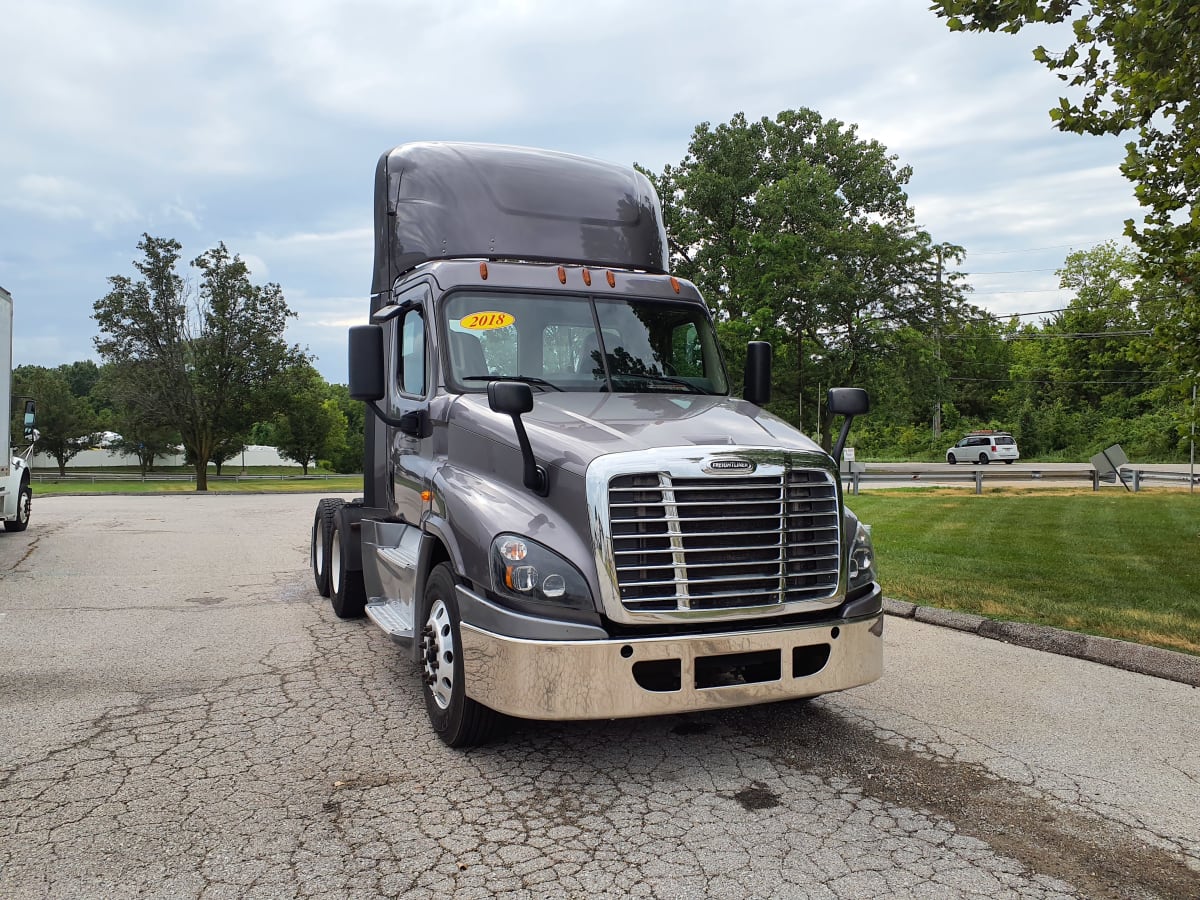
946,431 -> 1019,465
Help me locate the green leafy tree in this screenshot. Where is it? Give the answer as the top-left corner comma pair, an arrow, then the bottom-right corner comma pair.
931,1 -> 1199,305
94,363 -> 179,474
324,383 -> 365,473
12,366 -> 98,475
93,234 -> 304,491
209,435 -> 247,477
272,362 -> 348,475
641,109 -> 970,446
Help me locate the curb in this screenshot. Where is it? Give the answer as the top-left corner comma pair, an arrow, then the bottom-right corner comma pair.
883,598 -> 1200,688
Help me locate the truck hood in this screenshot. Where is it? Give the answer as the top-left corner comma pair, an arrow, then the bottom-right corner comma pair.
449,392 -> 826,474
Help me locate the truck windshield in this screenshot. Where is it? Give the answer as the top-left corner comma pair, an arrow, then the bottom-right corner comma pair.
441,292 -> 728,395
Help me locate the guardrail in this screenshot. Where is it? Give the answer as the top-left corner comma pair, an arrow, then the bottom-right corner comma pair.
841,465 -> 1198,495
841,467 -> 1098,496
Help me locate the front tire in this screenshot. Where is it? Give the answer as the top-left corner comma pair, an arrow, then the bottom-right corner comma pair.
947,453 -> 957,465
978,453 -> 990,465
420,562 -> 500,747
329,512 -> 366,619
4,480 -> 31,532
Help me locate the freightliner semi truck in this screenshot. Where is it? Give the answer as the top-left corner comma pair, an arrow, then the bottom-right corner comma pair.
310,142 -> 882,746
1,286 -> 35,533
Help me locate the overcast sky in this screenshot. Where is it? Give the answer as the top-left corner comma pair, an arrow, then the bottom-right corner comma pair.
1,0 -> 1140,384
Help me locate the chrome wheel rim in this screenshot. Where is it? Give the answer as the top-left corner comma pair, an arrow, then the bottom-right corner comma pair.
423,599 -> 455,710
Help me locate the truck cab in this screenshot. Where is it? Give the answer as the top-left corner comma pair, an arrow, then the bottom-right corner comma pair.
311,143 -> 882,746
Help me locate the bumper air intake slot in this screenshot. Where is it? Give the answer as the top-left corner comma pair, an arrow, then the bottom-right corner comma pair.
792,644 -> 832,678
632,659 -> 682,692
695,649 -> 781,689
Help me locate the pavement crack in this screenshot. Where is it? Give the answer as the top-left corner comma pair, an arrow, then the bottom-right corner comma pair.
744,701 -> 1200,899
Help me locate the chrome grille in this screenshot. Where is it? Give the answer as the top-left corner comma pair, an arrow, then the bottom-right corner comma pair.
609,470 -> 840,612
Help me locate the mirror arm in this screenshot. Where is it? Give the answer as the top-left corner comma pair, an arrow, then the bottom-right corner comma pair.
508,414 -> 548,496
832,417 -> 855,466
366,401 -> 429,439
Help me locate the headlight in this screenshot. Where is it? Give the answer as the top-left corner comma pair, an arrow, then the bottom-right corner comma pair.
848,520 -> 877,591
490,534 -> 594,610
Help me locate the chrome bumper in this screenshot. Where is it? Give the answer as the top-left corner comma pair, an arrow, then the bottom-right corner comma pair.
459,613 -> 883,721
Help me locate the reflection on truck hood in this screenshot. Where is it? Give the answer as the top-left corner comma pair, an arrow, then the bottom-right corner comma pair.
451,393 -> 825,474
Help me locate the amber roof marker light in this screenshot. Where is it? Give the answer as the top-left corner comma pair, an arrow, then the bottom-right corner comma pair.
669,276 -> 681,294
479,262 -> 489,280
606,271 -> 616,288
582,268 -> 592,286
557,266 -> 567,284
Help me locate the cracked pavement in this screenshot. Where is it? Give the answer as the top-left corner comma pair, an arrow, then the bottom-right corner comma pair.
1,494 -> 1197,898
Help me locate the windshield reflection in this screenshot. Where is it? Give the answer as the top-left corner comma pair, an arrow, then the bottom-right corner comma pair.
441,292 -> 729,395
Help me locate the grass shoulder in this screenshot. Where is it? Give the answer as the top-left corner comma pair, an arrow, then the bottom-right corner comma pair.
848,488 -> 1200,656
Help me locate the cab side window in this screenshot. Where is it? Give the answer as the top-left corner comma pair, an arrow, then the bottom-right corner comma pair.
398,307 -> 426,397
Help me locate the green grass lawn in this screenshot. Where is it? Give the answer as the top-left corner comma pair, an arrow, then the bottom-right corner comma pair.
848,489 -> 1200,655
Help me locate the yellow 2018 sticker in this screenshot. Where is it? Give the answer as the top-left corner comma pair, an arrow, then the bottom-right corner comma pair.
459,311 -> 514,331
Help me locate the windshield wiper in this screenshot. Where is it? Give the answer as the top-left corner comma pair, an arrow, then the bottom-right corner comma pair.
462,375 -> 564,392
612,373 -> 713,395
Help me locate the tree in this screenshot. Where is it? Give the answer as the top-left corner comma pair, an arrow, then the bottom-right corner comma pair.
12,366 -> 98,475
641,109 -> 970,446
324,383 -> 365,473
94,234 -> 304,491
93,363 -> 179,475
931,1 -> 1199,286
272,362 -> 348,475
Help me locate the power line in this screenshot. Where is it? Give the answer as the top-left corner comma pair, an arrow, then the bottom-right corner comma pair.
967,243 -> 1088,255
960,268 -> 1060,275
970,288 -> 1064,295
948,376 -> 1181,385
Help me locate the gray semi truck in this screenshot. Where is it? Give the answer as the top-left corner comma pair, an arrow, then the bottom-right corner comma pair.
310,142 -> 882,746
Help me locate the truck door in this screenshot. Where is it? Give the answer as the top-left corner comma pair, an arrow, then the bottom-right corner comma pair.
390,287 -> 434,525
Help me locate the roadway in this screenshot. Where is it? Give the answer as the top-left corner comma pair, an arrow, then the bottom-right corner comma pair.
1,494 -> 1196,898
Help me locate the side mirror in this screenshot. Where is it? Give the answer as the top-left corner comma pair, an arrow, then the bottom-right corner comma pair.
487,380 -> 534,416
488,381 -> 546,495
23,400 -> 36,441
828,387 -> 869,417
348,325 -> 385,402
744,341 -> 772,406
828,387 -> 869,465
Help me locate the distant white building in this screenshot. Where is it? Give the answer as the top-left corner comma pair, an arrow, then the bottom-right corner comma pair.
33,443 -> 300,469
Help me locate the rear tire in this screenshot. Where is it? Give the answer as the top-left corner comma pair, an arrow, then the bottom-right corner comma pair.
1004,459 -> 1014,465
329,511 -> 366,619
4,480 -> 31,532
420,562 -> 500,747
311,498 -> 342,597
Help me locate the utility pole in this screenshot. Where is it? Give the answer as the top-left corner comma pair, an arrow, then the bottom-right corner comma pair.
1191,381 -> 1196,494
932,245 -> 943,440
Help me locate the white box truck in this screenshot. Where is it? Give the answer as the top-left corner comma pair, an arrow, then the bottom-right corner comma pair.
1,286 -> 35,532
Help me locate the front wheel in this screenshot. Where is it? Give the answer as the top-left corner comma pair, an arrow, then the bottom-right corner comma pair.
4,480 -> 31,532
420,563 -> 500,747
978,453 -> 990,465
947,454 -> 957,465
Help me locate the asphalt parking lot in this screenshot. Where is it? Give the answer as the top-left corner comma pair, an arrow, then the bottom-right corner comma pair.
1,494 -> 1197,899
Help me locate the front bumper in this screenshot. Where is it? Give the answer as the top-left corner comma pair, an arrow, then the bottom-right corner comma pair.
458,602 -> 883,721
